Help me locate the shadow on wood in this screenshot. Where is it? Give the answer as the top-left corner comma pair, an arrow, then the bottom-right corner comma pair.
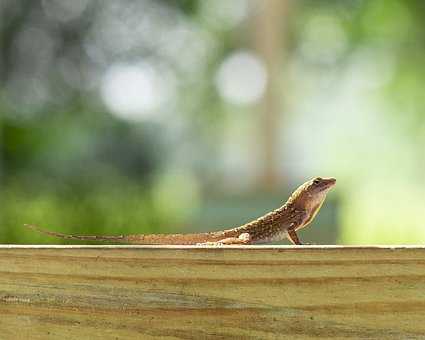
0,245 -> 424,339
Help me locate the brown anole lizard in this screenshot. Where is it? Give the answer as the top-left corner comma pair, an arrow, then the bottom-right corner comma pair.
25,177 -> 336,245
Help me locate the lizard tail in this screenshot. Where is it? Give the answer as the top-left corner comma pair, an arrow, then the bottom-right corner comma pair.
24,224 -> 235,245
25,224 -> 128,243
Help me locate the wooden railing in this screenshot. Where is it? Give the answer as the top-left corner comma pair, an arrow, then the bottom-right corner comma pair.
1,245 -> 424,339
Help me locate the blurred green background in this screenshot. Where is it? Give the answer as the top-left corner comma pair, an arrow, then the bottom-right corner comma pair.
1,0 -> 424,245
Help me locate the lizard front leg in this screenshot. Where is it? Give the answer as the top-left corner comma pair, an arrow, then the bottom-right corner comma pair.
287,228 -> 302,245
197,233 -> 251,246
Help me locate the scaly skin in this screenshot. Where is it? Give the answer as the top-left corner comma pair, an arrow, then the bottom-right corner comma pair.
25,177 -> 336,245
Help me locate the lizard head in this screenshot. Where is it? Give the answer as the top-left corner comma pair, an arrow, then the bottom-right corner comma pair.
288,177 -> 336,210
307,177 -> 336,194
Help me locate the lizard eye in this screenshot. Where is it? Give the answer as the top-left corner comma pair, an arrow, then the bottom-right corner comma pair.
313,179 -> 320,185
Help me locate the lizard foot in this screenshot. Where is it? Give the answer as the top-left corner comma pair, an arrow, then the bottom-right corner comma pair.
196,241 -> 224,246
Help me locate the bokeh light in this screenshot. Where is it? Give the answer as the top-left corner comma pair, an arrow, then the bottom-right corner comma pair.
101,62 -> 172,121
215,51 -> 267,105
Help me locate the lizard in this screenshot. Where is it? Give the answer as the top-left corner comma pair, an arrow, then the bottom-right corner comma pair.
25,177 -> 336,246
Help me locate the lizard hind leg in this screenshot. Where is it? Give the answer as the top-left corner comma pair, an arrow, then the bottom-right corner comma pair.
197,233 -> 252,246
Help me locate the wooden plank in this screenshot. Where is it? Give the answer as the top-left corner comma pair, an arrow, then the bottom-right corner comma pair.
1,245 -> 425,339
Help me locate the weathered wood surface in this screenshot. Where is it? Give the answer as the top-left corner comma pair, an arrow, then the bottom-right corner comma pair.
1,245 -> 425,339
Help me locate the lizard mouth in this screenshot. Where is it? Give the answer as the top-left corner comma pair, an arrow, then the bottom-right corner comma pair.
322,177 -> 336,190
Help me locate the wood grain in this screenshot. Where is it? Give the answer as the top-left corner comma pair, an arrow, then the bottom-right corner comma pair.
1,245 -> 425,339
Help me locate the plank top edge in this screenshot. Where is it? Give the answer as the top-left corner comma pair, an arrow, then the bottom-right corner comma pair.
1,244 -> 425,250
